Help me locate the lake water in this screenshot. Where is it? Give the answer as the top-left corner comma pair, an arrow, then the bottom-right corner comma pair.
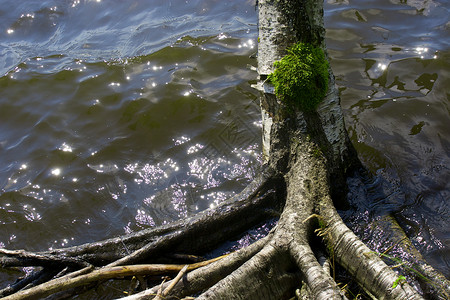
324,0 -> 449,279
0,0 -> 448,292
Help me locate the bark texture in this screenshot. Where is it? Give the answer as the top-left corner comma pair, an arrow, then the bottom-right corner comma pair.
1,1 -> 448,299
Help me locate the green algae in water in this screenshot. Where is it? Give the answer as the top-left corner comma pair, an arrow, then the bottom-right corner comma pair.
268,43 -> 329,112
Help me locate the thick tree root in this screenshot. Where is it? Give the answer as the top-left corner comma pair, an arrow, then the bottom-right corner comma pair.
0,267 -> 62,298
118,139 -> 439,300
365,214 -> 450,299
0,249 -> 92,269
197,243 -> 299,300
319,198 -> 423,299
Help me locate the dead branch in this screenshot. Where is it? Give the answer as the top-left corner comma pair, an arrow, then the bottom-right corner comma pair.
153,264 -> 188,300
2,256 -> 225,300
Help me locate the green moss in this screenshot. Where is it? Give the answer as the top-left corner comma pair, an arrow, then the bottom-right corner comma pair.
268,42 -> 329,112
312,146 -> 322,158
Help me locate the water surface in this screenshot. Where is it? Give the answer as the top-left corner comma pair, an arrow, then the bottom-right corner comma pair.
0,0 -> 261,253
325,0 -> 449,278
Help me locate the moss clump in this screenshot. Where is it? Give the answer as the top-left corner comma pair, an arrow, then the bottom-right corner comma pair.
268,42 -> 329,112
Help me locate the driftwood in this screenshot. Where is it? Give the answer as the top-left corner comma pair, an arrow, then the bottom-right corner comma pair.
2,256 -> 224,300
1,1 -> 449,299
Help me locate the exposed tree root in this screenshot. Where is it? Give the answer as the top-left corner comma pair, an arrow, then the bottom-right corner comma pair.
120,236 -> 271,299
1,0 -> 448,299
363,214 -> 450,299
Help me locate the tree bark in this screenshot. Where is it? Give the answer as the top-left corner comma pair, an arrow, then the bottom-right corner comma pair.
1,1 -> 448,299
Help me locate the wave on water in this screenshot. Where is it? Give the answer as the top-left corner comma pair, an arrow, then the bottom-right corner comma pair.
0,0 -> 261,252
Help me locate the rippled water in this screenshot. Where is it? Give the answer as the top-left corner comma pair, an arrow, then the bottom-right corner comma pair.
0,0 -> 261,254
0,0 -> 448,293
325,0 -> 449,277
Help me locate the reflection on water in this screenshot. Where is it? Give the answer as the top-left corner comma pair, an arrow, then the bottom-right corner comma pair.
325,0 -> 449,277
0,0 -> 261,257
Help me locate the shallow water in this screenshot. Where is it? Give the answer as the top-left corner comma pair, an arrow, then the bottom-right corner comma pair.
0,0 -> 448,294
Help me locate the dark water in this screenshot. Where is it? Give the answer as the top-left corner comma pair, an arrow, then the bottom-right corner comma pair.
324,0 -> 449,278
0,0 -> 261,251
0,0 -> 448,292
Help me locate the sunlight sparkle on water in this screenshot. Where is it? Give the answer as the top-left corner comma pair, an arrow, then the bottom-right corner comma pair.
187,143 -> 204,154
21,13 -> 35,19
51,168 -> 61,176
415,47 -> 428,55
174,135 -> 191,145
183,90 -> 192,96
59,143 -> 73,152
218,32 -> 228,40
238,39 -> 255,49
378,63 -> 387,71
125,158 -> 179,185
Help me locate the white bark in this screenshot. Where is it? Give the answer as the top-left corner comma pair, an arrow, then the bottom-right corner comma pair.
319,198 -> 423,299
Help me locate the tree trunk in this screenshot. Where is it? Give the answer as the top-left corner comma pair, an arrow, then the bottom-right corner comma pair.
1,1 -> 449,299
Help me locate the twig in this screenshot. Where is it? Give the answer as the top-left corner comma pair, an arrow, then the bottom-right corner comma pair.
155,277 -> 167,299
2,255 -> 227,300
153,265 -> 189,300
117,251 -> 235,300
